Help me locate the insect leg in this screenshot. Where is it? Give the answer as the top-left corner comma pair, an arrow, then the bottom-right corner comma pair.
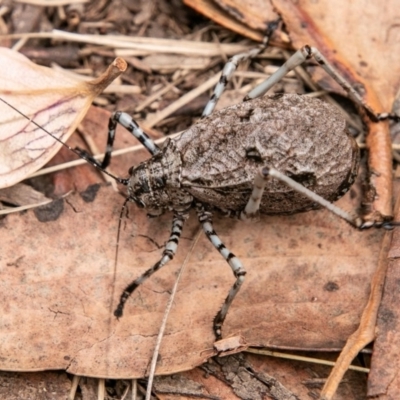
241,166 -> 367,228
201,19 -> 280,118
240,172 -> 265,221
76,111 -> 161,170
114,213 -> 186,318
110,111 -> 161,157
197,205 -> 246,340
244,45 -> 400,122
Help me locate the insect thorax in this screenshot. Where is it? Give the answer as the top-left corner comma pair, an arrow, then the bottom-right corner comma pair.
127,139 -> 193,215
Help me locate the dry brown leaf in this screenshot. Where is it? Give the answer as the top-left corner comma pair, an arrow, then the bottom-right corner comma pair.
0,177 -> 385,378
0,47 -> 126,189
183,0 -> 287,44
214,0 -> 278,32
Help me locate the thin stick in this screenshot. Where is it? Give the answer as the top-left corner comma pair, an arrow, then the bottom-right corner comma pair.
28,132 -> 181,178
245,348 -> 369,373
97,378 -> 105,400
145,228 -> 202,400
68,375 -> 81,400
131,379 -> 137,400
146,72 -> 221,128
0,30 -> 254,57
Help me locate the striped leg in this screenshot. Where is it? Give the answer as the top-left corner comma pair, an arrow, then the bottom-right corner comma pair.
201,19 -> 280,118
244,45 -> 400,122
114,213 -> 186,318
197,205 -> 246,339
76,111 -> 161,170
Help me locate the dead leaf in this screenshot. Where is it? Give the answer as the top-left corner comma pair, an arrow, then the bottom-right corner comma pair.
213,0 -> 278,32
0,47 -> 126,189
183,0 -> 289,45
0,177 -> 385,378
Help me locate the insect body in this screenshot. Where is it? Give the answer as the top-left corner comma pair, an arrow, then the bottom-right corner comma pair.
129,94 -> 358,217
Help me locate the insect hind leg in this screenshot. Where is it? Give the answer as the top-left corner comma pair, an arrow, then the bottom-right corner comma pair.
114,213 -> 186,318
241,166 -> 367,228
244,45 -> 400,123
197,204 -> 246,340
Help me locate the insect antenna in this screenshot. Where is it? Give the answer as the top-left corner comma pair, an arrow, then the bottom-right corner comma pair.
0,97 -> 129,186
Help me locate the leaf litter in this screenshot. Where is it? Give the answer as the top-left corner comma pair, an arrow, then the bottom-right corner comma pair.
0,0 -> 400,398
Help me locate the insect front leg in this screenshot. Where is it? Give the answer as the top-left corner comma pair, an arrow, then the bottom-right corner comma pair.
76,111 -> 161,170
114,213 -> 186,318
197,204 -> 246,340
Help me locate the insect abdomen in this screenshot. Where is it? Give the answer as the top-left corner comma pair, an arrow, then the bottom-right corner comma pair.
176,94 -> 359,214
